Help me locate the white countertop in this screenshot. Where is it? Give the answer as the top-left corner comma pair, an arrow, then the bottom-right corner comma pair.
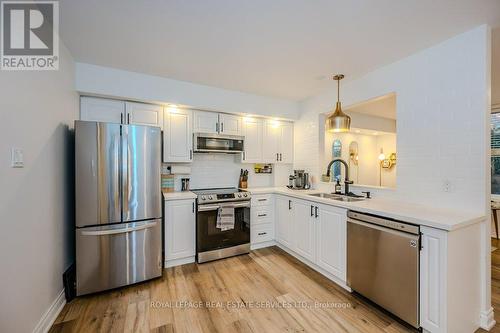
162,191 -> 197,201
246,187 -> 485,231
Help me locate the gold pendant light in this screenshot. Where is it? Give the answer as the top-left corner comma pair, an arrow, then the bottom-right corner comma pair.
326,74 -> 351,132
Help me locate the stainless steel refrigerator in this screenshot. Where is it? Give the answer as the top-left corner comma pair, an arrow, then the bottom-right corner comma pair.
75,121 -> 162,296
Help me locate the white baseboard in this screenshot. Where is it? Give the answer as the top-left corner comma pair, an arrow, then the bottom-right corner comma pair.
480,307 -> 496,331
32,289 -> 66,333
165,256 -> 195,268
251,240 -> 276,250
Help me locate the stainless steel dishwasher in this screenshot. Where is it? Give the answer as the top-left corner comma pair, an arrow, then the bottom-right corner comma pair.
347,211 -> 420,329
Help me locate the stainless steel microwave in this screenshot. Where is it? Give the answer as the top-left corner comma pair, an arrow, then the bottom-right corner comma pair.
193,133 -> 244,154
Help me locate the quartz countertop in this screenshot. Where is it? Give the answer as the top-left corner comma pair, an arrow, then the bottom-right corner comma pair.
245,187 -> 485,231
162,190 -> 197,201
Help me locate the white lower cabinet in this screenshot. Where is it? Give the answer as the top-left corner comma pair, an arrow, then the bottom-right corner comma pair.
420,226 -> 446,333
275,195 -> 294,249
275,195 -> 347,283
250,194 -> 275,248
164,199 -> 196,267
293,199 -> 316,262
315,203 -> 347,281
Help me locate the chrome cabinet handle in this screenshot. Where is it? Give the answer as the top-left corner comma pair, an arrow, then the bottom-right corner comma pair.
221,122 -> 224,133
216,122 -> 219,133
288,200 -> 292,210
257,199 -> 267,202
127,113 -> 130,124
258,214 -> 267,217
315,206 -> 319,218
279,153 -> 282,161
258,232 -> 267,236
120,113 -> 123,124
189,149 -> 193,160
310,205 -> 314,217
276,153 -> 279,161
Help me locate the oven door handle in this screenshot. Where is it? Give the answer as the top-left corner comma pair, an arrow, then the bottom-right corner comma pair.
198,204 -> 221,212
197,201 -> 250,211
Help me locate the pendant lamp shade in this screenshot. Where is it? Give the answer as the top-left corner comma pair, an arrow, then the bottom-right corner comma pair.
326,74 -> 351,132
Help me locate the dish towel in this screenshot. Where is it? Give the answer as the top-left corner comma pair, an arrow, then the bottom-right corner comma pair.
216,205 -> 235,231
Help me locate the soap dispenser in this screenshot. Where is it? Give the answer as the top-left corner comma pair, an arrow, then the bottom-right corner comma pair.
334,178 -> 342,194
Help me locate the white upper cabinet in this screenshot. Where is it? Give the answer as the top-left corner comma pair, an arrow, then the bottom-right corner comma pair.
193,111 -> 219,134
263,121 -> 281,163
80,97 -> 125,124
241,117 -> 263,163
193,111 -> 242,136
219,113 -> 242,136
163,108 -> 193,163
262,120 -> 293,163
81,97 -> 163,128
125,102 -> 163,128
316,203 -> 347,281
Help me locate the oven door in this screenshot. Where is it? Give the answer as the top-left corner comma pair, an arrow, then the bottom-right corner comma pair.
197,201 -> 250,254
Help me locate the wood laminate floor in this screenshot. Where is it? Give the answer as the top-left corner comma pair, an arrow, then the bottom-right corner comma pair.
51,246 -> 415,333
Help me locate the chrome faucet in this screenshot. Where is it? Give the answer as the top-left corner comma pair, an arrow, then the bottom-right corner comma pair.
326,158 -> 354,195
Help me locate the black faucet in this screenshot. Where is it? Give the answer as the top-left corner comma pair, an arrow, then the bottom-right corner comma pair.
326,158 -> 354,196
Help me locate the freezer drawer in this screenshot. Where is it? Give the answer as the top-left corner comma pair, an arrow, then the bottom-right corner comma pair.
76,219 -> 162,296
347,213 -> 419,328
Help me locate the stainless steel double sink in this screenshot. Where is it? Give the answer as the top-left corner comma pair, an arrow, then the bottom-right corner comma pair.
308,193 -> 365,202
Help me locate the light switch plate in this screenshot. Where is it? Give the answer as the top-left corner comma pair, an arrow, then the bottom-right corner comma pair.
11,148 -> 24,168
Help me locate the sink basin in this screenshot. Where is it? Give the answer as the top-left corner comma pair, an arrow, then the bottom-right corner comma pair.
308,193 -> 365,202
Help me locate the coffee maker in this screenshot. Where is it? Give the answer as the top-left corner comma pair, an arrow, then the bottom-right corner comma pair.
288,170 -> 310,189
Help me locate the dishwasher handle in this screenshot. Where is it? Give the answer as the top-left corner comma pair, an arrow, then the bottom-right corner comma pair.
347,218 -> 420,242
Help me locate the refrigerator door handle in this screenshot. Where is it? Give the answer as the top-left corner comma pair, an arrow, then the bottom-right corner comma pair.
81,220 -> 158,236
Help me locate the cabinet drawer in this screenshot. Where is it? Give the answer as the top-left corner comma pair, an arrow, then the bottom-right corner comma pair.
251,223 -> 274,243
251,194 -> 273,206
252,207 -> 273,224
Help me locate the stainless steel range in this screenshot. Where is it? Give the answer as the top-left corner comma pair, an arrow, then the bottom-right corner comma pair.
192,188 -> 251,263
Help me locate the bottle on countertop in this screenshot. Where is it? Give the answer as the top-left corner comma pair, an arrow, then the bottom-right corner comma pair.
334,178 -> 342,194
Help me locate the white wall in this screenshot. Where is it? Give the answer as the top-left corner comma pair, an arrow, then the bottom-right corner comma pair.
295,24 -> 491,328
75,63 -> 300,120
0,43 -> 79,332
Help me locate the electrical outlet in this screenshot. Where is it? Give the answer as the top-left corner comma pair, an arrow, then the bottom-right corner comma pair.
443,180 -> 451,192
11,148 -> 24,168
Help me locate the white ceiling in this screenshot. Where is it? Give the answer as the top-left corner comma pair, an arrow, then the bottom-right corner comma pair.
60,0 -> 500,101
346,93 -> 396,120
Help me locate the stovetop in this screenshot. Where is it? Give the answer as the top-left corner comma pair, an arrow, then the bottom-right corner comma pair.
192,187 -> 251,204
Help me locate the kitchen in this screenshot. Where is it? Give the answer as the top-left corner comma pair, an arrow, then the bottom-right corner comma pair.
1,1 -> 499,333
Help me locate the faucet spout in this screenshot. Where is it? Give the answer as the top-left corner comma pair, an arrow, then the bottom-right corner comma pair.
326,158 -> 353,195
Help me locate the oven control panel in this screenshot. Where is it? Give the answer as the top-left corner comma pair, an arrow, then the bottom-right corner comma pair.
198,191 -> 251,204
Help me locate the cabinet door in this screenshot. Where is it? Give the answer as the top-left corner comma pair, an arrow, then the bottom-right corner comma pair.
165,199 -> 196,260
262,120 -> 280,163
279,122 -> 294,164
242,117 -> 263,163
420,227 -> 446,333
219,114 -> 242,136
125,102 -> 163,128
316,204 -> 347,281
275,196 -> 294,249
163,109 -> 193,163
294,199 -> 316,262
80,97 -> 125,123
193,111 -> 219,134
